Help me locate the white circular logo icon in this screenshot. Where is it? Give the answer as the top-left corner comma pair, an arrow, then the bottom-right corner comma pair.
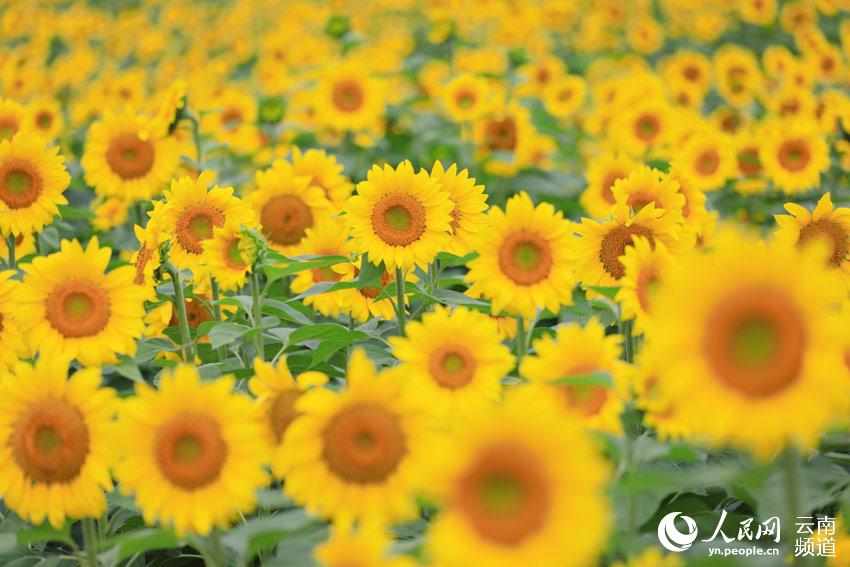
658,512 -> 699,552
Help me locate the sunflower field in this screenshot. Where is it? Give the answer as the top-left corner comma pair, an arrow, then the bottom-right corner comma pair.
6,0 -> 850,566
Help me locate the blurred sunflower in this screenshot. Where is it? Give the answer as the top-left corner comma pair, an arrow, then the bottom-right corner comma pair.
290,147 -> 353,210
617,237 -> 673,335
290,220 -> 353,318
346,161 -> 453,271
315,62 -> 386,132
672,128 -> 736,191
0,357 -> 115,528
277,349 -> 433,525
542,75 -> 586,119
315,523 -> 415,567
610,97 -> 677,156
200,221 -> 258,292
581,153 -> 641,218
389,306 -> 513,422
611,166 -> 685,217
333,260 -> 411,323
760,119 -> 829,193
429,161 -> 488,256
0,98 -> 25,140
441,73 -> 493,123
25,97 -> 63,141
13,238 -> 147,366
114,365 -> 269,536
466,192 -> 575,319
0,131 -> 69,236
0,270 -> 27,367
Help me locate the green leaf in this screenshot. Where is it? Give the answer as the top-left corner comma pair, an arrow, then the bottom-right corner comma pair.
100,527 -> 180,561
208,323 -> 252,348
221,510 -> 318,560
586,285 -> 620,300
289,323 -> 368,346
111,356 -> 143,382
549,371 -> 612,388
17,522 -> 73,547
264,255 -> 349,283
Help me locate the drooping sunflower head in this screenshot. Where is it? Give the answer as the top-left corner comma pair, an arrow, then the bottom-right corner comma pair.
346,160 -> 453,271
0,356 -> 115,528
13,237 -> 147,366
114,365 -> 269,536
647,226 -> 849,457
466,192 -> 576,319
81,110 -> 181,201
0,131 -> 70,236
429,160 -> 488,256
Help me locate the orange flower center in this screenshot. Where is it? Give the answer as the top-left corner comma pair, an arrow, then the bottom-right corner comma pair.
106,133 -> 155,180
0,117 -> 19,140
598,224 -> 654,280
332,80 -> 365,112
269,390 -> 302,444
175,203 -> 225,254
737,147 -> 762,176
155,413 -> 227,490
485,118 -> 517,151
370,193 -> 426,246
498,230 -> 553,286
35,111 -> 53,130
224,237 -> 247,270
797,219 -> 849,267
634,113 -> 660,142
11,398 -> 89,483
261,194 -> 313,247
695,149 -> 720,176
0,159 -> 43,209
45,280 -> 111,338
777,139 -> 811,172
429,344 -> 477,389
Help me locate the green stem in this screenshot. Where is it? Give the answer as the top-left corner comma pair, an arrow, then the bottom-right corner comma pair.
784,447 -> 804,566
210,278 -> 226,361
165,264 -> 195,361
189,116 -> 203,164
515,316 -> 526,376
251,270 -> 264,360
6,233 -> 15,270
394,266 -> 406,336
82,518 -> 98,566
621,318 -> 634,363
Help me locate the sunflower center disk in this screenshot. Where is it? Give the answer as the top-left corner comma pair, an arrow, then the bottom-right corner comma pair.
46,280 -> 111,338
635,114 -> 660,141
485,118 -> 517,151
777,139 -> 811,172
170,299 -> 211,328
0,160 -> 43,209
599,224 -> 654,279
11,398 -> 90,483
498,230 -> 553,286
106,133 -> 155,180
704,288 -> 806,398
175,203 -> 225,254
332,81 -> 365,112
695,149 -> 720,176
429,345 -> 477,389
797,219 -> 848,267
269,390 -> 302,444
261,194 -> 313,246
0,118 -> 19,140
155,413 -> 228,490
371,194 -> 426,246
321,402 -> 407,484
457,442 -> 552,546
224,238 -> 247,269
36,111 -> 53,129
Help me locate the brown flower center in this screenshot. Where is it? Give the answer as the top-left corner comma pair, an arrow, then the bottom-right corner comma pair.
498,231 -> 553,286
106,133 -> 155,180
695,149 -> 720,176
777,139 -> 811,172
370,193 -> 426,246
0,159 -> 43,209
11,398 -> 90,483
0,117 -> 19,140
600,170 -> 625,204
598,224 -> 654,279
155,413 -> 227,490
485,118 -> 517,151
261,194 -> 313,247
703,287 -> 806,398
332,80 -> 365,112
737,147 -> 762,176
428,344 -> 477,389
321,402 -> 407,484
797,219 -> 849,267
169,298 -> 211,328
634,113 -> 660,142
35,111 -> 53,130
175,203 -> 225,254
269,390 -> 302,444
45,280 -> 111,338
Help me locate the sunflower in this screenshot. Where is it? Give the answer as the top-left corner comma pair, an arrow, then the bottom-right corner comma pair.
630,349 -> 690,442
153,171 -> 256,271
247,357 -> 327,464
290,220 -> 353,318
314,523 -> 415,567
346,161 -> 453,271
466,192 -> 575,319
520,319 -> 627,434
646,227 -> 848,457
277,348 -> 433,525
610,166 -> 685,217
668,166 -> 709,227
0,357 -> 115,528
247,160 -> 333,255
13,238 -> 147,366
388,306 -> 513,422
714,45 -> 762,107
290,147 -> 353,210
575,202 -> 689,288
672,128 -> 736,192
0,131 -> 69,236
760,119 -> 829,194
25,97 -> 63,141
732,127 -> 768,194
0,270 -> 28,367
581,153 -> 641,218
81,110 -> 181,201
774,192 -> 850,283
427,388 -> 609,567
114,365 -> 269,536
429,160 -> 488,256
143,79 -> 186,140
200,220 -> 259,292
616,237 -> 673,335
542,75 -> 586,119
660,50 -> 712,93
131,215 -> 164,297
610,97 -> 677,156
315,62 -> 386,132
441,73 -> 493,123
0,98 -> 25,141
333,260 -> 412,323
199,88 -> 261,155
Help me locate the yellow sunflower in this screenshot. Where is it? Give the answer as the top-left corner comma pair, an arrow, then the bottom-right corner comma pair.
610,97 -> 677,156
199,87 -> 261,155
760,119 -> 829,194
630,349 -> 691,442
277,349 -> 433,525
0,270 -> 27,367
290,147 -> 354,210
13,238 -> 147,366
646,227 -> 848,457
611,166 -> 685,218
200,220 -> 258,292
131,215 -> 164,298
25,97 -> 63,141
346,161 -> 453,272
427,388 -> 609,567
466,192 -> 575,319
732,127 -> 768,194
0,98 -> 25,140
520,318 -> 627,434
714,45 -> 762,108
81,110 -> 181,201
315,62 -> 386,132
672,128 -> 737,191
616,237 -> 673,335
668,166 -> 709,227
0,356 -> 115,528
153,171 -> 256,271
333,260 -> 412,323
247,160 -> 333,255
388,306 -> 513,422
314,523 -> 415,567
441,73 -> 494,123
575,202 -> 690,288
429,160 -> 488,256
581,152 -> 641,218
774,192 -> 850,282
114,365 -> 269,536
542,75 -> 586,119
290,219 -> 354,318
